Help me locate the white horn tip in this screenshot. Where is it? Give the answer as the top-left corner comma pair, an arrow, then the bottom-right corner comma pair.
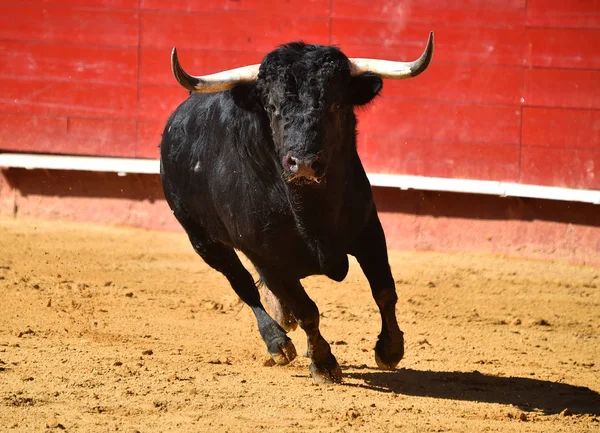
409,31 -> 434,77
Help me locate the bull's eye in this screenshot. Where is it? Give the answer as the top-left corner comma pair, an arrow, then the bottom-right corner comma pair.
266,104 -> 281,119
330,102 -> 342,112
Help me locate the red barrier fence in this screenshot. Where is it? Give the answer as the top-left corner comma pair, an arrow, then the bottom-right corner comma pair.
1,0 -> 599,189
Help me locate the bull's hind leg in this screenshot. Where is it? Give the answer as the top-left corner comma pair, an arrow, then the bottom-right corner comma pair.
258,270 -> 341,384
350,209 -> 404,370
180,219 -> 297,366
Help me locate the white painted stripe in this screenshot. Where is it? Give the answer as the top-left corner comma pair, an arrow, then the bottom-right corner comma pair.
367,173 -> 600,205
1,153 -> 599,205
0,153 -> 160,175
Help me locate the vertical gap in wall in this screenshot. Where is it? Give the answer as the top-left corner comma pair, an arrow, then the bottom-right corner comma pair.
135,0 -> 143,159
518,0 -> 529,185
518,102 -> 524,184
328,0 -> 334,44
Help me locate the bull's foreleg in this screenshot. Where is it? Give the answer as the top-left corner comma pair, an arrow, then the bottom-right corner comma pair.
350,209 -> 404,370
259,285 -> 298,332
181,223 -> 297,366
258,271 -> 342,384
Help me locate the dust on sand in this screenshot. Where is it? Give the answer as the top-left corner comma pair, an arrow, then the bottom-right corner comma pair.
1,218 -> 599,432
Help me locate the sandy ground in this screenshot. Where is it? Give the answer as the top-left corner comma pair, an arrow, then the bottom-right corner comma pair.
0,217 -> 599,432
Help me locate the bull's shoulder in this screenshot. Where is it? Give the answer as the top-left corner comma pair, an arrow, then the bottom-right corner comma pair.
159,91 -> 281,223
161,92 -> 269,167
166,93 -> 253,141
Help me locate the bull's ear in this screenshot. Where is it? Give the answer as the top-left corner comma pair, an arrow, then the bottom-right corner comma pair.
231,82 -> 263,112
348,74 -> 383,107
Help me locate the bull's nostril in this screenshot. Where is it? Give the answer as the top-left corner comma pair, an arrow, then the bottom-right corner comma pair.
285,155 -> 299,173
285,155 -> 323,180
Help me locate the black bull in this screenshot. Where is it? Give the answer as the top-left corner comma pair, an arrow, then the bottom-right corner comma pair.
160,36 -> 434,383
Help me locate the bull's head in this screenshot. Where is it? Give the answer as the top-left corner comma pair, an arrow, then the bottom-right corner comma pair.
171,33 -> 434,185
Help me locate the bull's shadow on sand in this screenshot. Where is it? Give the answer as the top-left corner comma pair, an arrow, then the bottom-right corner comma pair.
342,366 -> 600,415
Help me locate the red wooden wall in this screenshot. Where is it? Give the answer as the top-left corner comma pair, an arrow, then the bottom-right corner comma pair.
1,0 -> 599,189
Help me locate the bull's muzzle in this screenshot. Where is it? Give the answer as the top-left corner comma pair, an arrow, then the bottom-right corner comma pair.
284,154 -> 325,184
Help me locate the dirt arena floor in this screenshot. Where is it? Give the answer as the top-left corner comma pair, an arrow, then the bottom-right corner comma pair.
1,217 -> 599,432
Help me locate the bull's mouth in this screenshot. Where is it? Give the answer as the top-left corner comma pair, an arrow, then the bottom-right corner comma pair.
284,173 -> 326,186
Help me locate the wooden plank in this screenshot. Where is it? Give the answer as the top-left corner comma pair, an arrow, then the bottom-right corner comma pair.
0,114 -> 137,156
141,10 -> 330,51
527,28 -> 600,69
332,21 -> 527,66
357,100 -> 521,144
524,69 -> 600,109
381,64 -> 523,106
527,0 -> 600,29
0,41 -> 138,84
0,114 -> 67,153
66,118 -> 137,157
521,147 -> 600,189
140,0 -> 330,17
358,136 -> 520,181
137,85 -> 188,122
140,48 -> 264,86
332,0 -> 526,27
0,5 -> 138,46
0,78 -> 138,120
0,5 -> 42,43
3,0 -> 138,8
136,121 -> 164,159
57,139 -> 136,157
522,107 -> 600,150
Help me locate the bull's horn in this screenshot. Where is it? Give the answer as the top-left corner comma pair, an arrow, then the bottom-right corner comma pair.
349,31 -> 434,79
171,48 -> 260,93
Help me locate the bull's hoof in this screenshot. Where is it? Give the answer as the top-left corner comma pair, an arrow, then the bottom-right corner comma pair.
268,337 -> 297,366
308,356 -> 342,384
374,333 -> 404,370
